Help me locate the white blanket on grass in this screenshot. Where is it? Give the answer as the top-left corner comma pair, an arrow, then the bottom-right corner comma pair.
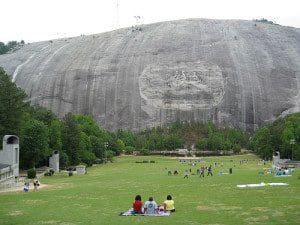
120,208 -> 170,216
237,182 -> 288,188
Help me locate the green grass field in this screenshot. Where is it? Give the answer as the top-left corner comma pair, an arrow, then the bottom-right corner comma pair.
1,154 -> 299,225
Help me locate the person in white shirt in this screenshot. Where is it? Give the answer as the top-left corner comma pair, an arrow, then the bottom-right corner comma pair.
143,197 -> 158,214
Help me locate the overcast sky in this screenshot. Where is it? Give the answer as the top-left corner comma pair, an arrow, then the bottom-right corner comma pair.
1,0 -> 299,43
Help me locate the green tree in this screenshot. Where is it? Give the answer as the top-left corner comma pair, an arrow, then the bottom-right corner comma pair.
207,133 -> 223,151
20,119 -> 50,169
294,119 -> 300,160
74,114 -> 107,137
78,132 -> 95,166
281,121 -> 295,159
59,151 -> 69,169
0,67 -> 27,142
124,146 -> 135,154
232,143 -> 241,154
116,139 -> 125,154
251,127 -> 273,159
6,41 -> 18,50
116,129 -> 136,147
49,119 -> 62,152
90,135 -> 106,160
0,42 -> 9,54
163,134 -> 183,150
27,104 -> 57,126
195,138 -> 207,150
105,150 -> 114,162
62,113 -> 81,165
222,139 -> 233,151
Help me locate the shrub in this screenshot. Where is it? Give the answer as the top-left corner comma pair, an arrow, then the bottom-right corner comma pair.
124,146 -> 135,155
27,168 -> 36,179
44,171 -> 52,176
233,144 -> 241,154
106,150 -> 114,162
94,158 -> 105,164
139,148 -> 150,155
45,169 -> 55,176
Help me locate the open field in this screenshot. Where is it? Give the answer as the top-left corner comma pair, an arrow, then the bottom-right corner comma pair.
0,154 -> 299,225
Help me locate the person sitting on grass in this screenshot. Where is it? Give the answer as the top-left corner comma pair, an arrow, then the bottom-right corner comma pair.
164,195 -> 175,212
144,197 -> 158,215
133,195 -> 143,214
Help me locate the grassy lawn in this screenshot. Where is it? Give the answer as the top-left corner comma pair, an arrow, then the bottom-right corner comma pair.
0,154 -> 299,225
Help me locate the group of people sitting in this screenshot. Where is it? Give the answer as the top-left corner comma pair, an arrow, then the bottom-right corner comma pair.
276,168 -> 291,176
132,195 -> 175,214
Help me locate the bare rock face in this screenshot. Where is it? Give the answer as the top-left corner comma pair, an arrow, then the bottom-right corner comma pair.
0,19 -> 299,131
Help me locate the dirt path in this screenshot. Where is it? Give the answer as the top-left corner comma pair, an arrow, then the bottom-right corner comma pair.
0,183 -> 48,193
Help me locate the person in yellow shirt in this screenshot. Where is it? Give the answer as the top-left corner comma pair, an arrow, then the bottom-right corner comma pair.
164,195 -> 175,212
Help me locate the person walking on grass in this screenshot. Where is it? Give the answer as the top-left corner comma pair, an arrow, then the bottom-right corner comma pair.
200,166 -> 205,178
144,197 -> 158,215
33,178 -> 40,191
207,165 -> 213,176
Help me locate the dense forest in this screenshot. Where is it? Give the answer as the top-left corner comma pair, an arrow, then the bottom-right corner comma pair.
0,67 -> 299,170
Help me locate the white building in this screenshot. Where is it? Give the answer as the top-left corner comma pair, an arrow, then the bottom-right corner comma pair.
49,150 -> 59,172
0,135 -> 19,185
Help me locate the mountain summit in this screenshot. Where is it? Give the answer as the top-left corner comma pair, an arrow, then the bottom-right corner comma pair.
0,19 -> 299,131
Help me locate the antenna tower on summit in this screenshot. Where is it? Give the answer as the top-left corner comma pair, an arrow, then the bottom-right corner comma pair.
134,16 -> 141,25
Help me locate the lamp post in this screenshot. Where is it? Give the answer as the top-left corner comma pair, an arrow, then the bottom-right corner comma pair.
290,139 -> 295,161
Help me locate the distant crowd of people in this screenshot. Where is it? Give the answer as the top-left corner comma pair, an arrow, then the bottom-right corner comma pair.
132,195 -> 175,215
167,165 -> 214,178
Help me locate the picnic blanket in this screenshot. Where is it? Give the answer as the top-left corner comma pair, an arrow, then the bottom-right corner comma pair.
237,182 -> 288,188
119,208 -> 170,216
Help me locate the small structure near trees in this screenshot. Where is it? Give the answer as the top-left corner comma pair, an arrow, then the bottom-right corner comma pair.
0,135 -> 19,190
76,165 -> 86,175
273,151 -> 300,168
49,150 -> 59,172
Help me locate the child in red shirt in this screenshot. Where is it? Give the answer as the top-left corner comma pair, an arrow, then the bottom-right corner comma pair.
133,195 -> 143,214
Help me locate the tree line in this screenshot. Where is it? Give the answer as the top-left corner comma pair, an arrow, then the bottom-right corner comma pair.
0,40 -> 25,55
0,67 -> 118,169
0,67 -> 299,170
249,113 -> 300,160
